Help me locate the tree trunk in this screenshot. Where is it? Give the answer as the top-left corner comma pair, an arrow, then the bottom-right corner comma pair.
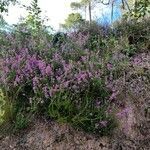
85,6 -> 86,19
88,1 -> 92,24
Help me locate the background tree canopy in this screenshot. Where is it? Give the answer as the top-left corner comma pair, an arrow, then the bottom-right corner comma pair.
61,13 -> 85,30
0,0 -> 17,13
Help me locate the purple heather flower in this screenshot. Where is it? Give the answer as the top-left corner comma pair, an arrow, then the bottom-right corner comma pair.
26,63 -> 33,73
99,120 -> 108,127
4,67 -> 9,73
43,86 -> 49,98
107,63 -> 113,70
49,85 -> 59,96
133,57 -> 142,65
76,71 -> 88,83
63,81 -> 69,88
45,65 -> 52,75
56,76 -> 61,81
87,71 -> 92,78
95,100 -> 101,107
15,75 -> 21,83
32,77 -> 39,88
16,54 -> 22,62
14,75 -> 21,86
53,53 -> 61,60
116,107 -> 131,118
64,63 -> 72,72
38,60 -> 46,69
11,63 -> 17,69
38,60 -> 46,75
81,56 -> 87,62
109,91 -> 119,101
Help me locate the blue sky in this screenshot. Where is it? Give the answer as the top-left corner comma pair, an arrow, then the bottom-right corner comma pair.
3,0 -> 122,30
98,5 -> 122,25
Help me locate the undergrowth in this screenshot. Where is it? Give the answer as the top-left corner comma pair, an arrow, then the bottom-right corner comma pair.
0,17 -> 149,136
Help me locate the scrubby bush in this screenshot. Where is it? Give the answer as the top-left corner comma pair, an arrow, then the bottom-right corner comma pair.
113,18 -> 150,53
1,15 -> 149,136
0,44 -> 117,135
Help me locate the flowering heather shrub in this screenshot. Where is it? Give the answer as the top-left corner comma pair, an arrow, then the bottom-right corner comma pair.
0,26 -> 53,58
0,47 -> 117,135
48,79 -> 116,136
2,50 -> 65,93
1,48 -> 106,99
0,17 -> 150,136
68,31 -> 90,49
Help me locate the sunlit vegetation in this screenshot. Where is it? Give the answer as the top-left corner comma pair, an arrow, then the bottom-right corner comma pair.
0,0 -> 149,136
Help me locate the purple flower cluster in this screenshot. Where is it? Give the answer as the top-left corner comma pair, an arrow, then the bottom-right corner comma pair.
95,120 -> 108,128
69,31 -> 89,48
0,48 -> 106,101
116,107 -> 131,118
1,49 -> 53,100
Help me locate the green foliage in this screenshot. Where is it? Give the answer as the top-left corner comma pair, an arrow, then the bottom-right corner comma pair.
48,91 -> 76,123
0,84 -> 36,131
70,0 -> 93,24
73,110 -> 116,136
48,78 -> 116,135
70,2 -> 82,9
71,0 -> 88,9
52,32 -> 67,48
0,89 -> 14,126
23,0 -> 43,33
113,17 -> 150,53
71,0 -> 90,9
123,44 -> 137,56
14,111 -> 30,130
124,0 -> 150,19
0,0 -> 17,13
4,0 -> 53,52
61,13 -> 85,30
0,15 -> 7,28
0,3 -> 149,136
0,89 -> 5,124
76,21 -> 111,51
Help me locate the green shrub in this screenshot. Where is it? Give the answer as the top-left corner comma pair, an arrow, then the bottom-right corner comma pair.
48,78 -> 116,136
0,89 -> 5,124
14,111 -> 30,130
48,91 -> 77,123
0,89 -> 14,126
122,44 -> 137,56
